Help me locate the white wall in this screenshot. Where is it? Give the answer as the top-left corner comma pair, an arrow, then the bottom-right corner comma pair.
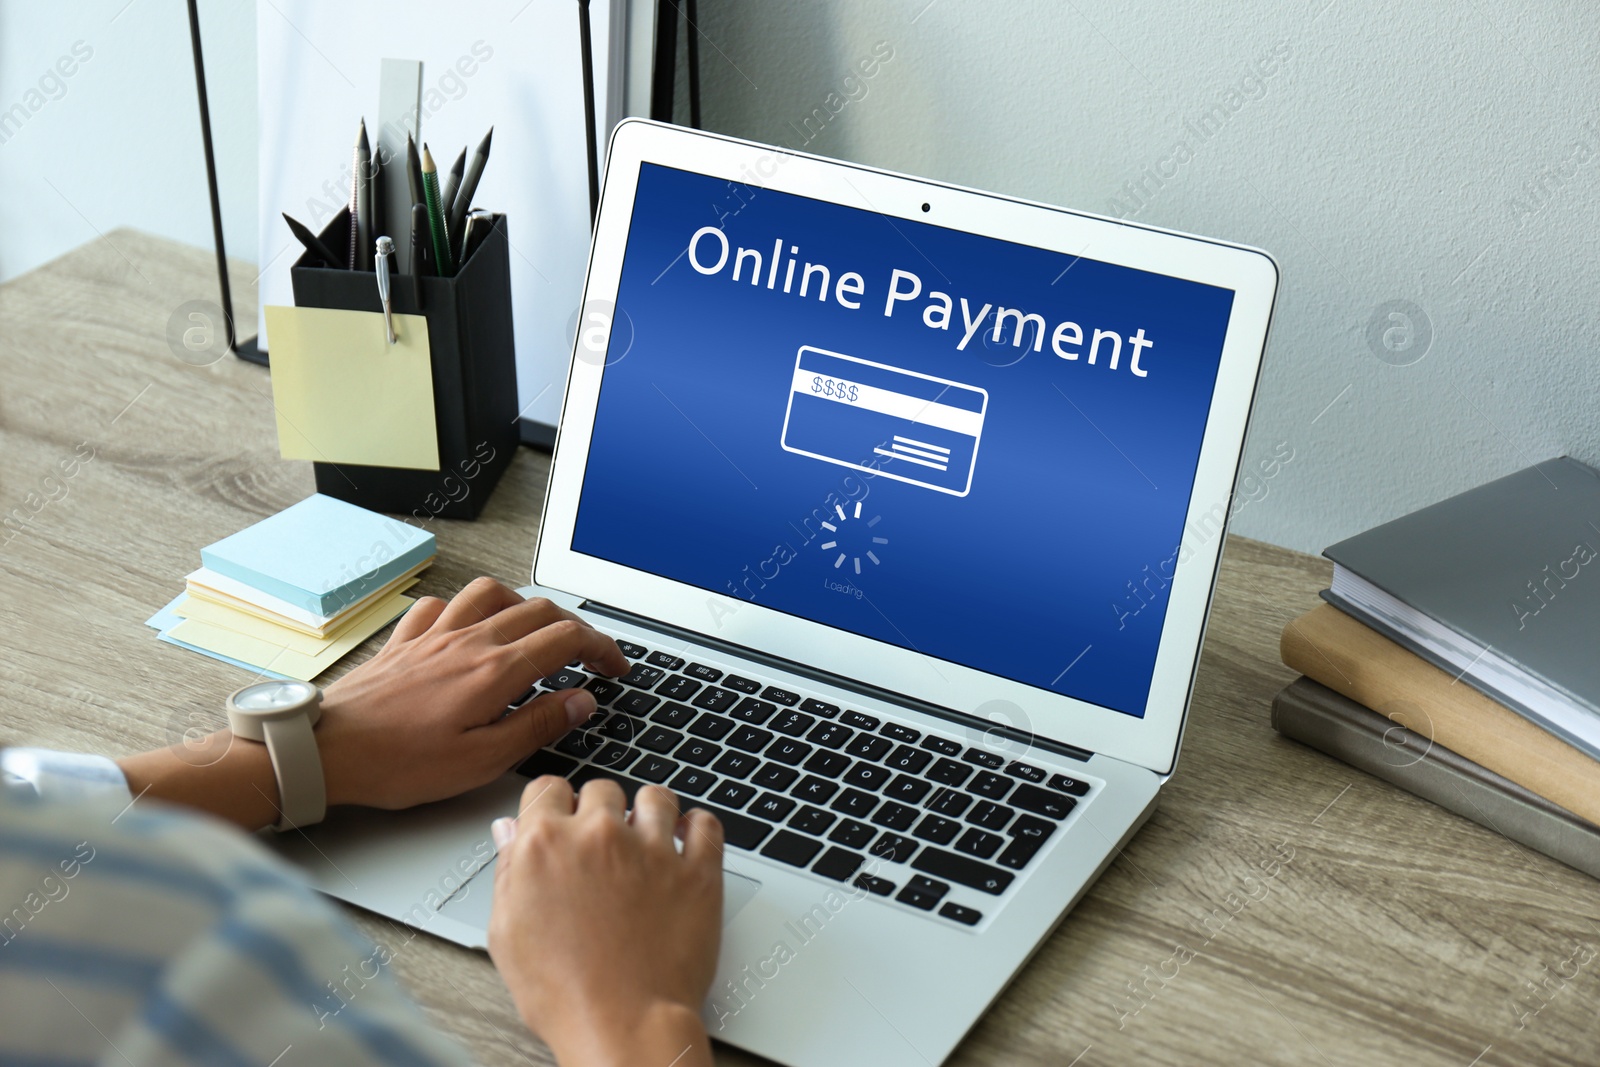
0,0 -> 256,281
5,1 -> 1597,554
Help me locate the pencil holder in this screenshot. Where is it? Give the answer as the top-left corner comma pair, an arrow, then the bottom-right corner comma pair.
288,209 -> 519,521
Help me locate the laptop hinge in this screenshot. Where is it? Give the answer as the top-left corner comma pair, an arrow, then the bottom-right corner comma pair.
581,600 -> 1096,765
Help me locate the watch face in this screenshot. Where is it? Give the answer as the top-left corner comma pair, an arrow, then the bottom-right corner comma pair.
232,680 -> 318,712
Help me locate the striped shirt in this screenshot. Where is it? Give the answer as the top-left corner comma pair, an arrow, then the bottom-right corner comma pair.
0,748 -> 472,1066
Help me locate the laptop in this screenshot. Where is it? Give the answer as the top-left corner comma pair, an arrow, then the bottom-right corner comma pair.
272,119 -> 1277,1067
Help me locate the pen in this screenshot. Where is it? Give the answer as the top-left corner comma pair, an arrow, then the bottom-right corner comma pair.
375,235 -> 396,344
353,119 -> 372,271
459,209 -> 492,266
410,201 -> 427,305
420,145 -> 456,277
448,126 -> 493,254
282,212 -> 345,268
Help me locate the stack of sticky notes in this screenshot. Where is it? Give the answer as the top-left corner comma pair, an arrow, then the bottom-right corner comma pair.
146,494 -> 435,681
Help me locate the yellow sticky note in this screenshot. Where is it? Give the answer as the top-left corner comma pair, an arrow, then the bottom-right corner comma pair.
264,305 -> 440,470
175,587 -> 414,657
168,590 -> 414,681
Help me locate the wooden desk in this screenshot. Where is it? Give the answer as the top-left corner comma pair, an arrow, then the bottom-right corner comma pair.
2,232 -> 1593,1066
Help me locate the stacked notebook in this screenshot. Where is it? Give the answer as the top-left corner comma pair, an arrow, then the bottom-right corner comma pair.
1275,457 -> 1600,879
147,494 -> 434,681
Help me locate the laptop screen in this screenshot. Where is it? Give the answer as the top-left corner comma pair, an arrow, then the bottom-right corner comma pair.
571,162 -> 1236,718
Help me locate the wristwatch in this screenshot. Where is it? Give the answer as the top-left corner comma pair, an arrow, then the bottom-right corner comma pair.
225,680 -> 327,831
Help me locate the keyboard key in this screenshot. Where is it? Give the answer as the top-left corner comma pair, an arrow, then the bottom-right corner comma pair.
554,730 -> 605,759
591,743 -> 639,770
939,902 -> 982,926
707,781 -> 757,809
688,713 -> 735,741
651,702 -> 696,728
854,873 -> 895,896
614,691 -> 660,716
516,749 -> 577,779
585,678 -> 625,705
543,668 -> 588,689
869,832 -> 919,863
616,640 -> 648,658
955,827 -> 1003,859
637,725 -> 684,754
913,814 -> 962,845
712,751 -> 760,778
844,735 -> 892,762
801,750 -> 851,778
883,775 -> 931,805
1048,773 -> 1092,797
970,771 -> 1013,800
751,763 -> 800,791
691,687 -> 739,712
675,739 -> 721,766
732,697 -> 778,725
841,711 -> 880,730
811,846 -> 863,882
1005,761 -> 1046,783
727,725 -> 774,752
841,763 -> 892,791
508,685 -> 537,709
912,848 -> 1014,895
722,675 -> 761,694
1010,784 -> 1078,820
621,664 -> 665,689
789,805 -> 836,835
799,697 -> 840,718
646,651 -> 685,671
770,709 -> 815,736
668,767 -> 716,796
761,686 -> 801,706
749,792 -> 797,821
921,735 -> 962,756
881,722 -> 920,743
678,797 -> 772,850
790,775 -> 838,804
926,758 -> 973,787
871,801 -> 918,831
767,738 -> 812,765
896,875 -> 949,910
596,714 -> 642,742
996,816 -> 1056,869
962,748 -> 1005,769
634,755 -> 678,783
807,721 -> 853,749
760,830 -> 823,867
967,801 -> 1015,831
828,818 -> 875,849
830,789 -> 878,818
684,662 -> 723,683
656,675 -> 701,701
885,745 -> 932,775
928,787 -> 972,818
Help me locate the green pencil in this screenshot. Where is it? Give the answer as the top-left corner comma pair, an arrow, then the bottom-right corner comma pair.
420,144 -> 455,277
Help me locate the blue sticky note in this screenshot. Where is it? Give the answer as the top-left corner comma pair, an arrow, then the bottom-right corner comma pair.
199,495 -> 435,616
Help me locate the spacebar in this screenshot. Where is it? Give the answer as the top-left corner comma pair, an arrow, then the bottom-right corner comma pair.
567,767 -> 773,850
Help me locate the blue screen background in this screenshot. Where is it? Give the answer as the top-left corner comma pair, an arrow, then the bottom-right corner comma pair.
572,163 -> 1235,716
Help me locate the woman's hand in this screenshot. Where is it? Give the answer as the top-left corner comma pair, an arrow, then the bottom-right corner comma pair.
316,577 -> 629,810
488,777 -> 724,1067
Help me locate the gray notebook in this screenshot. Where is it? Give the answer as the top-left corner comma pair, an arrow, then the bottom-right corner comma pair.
1321,456 -> 1600,759
1271,678 -> 1600,881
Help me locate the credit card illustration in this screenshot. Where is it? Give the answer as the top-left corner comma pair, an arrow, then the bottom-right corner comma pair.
780,346 -> 988,497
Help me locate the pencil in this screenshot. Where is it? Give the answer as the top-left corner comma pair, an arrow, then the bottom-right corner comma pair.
420,145 -> 456,277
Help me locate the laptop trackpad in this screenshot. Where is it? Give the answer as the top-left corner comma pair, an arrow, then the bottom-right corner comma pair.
436,862 -> 762,931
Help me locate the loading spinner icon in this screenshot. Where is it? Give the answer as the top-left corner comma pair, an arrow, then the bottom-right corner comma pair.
819,501 -> 888,576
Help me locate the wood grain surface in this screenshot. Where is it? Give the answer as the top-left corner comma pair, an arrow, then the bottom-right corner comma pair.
1,231 -> 1594,1066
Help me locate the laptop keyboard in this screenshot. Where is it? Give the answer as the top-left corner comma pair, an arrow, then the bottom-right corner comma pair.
511,636 -> 1094,928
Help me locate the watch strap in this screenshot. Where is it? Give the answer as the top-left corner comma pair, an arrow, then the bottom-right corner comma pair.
260,715 -> 327,831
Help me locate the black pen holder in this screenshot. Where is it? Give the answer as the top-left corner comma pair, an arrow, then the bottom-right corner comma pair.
288,209 -> 519,521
